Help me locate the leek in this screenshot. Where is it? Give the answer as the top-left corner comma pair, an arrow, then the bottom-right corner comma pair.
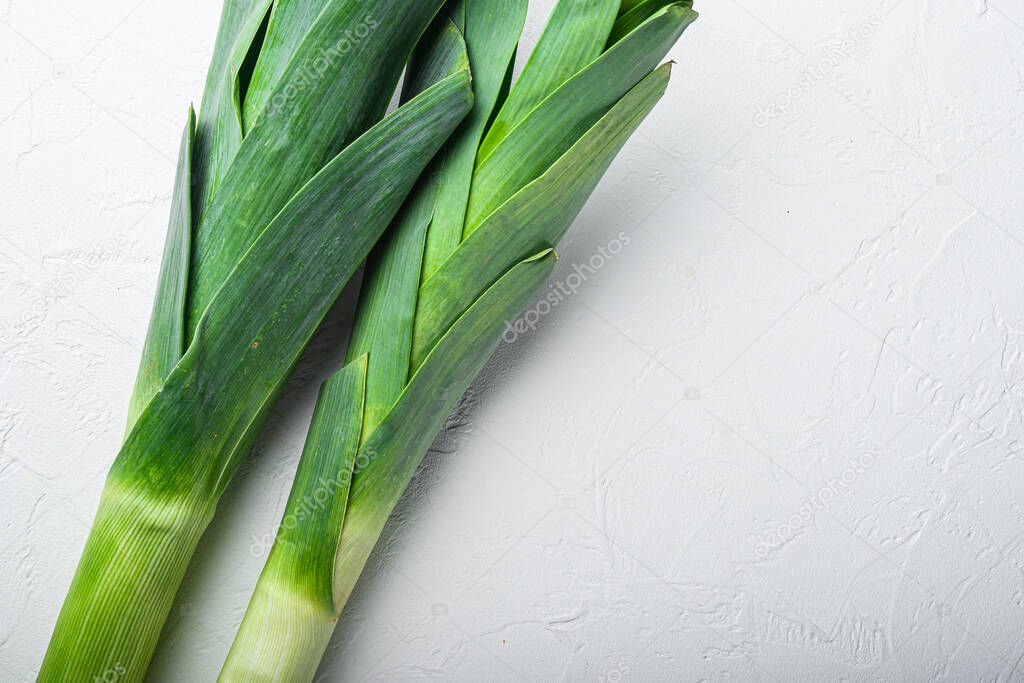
220,1 -> 698,680
40,1 -> 472,680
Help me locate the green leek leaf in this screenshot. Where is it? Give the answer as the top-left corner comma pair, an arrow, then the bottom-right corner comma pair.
126,107 -> 195,431
119,69 -> 473,498
335,250 -> 557,608
188,0 -> 448,336
609,0 -> 692,45
346,19 -> 470,437
420,0 -> 528,279
241,0 -> 332,126
227,0 -> 274,135
193,0 -> 274,219
466,3 -> 696,231
413,63 -> 673,370
479,0 -> 620,157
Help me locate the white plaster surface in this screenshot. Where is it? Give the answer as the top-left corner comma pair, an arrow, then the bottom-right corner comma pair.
3,0 -> 1024,680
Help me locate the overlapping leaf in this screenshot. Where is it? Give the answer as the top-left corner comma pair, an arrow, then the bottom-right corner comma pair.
467,3 -> 696,230
188,0 -> 448,335
218,1 -> 699,680
333,250 -> 556,607
192,0 -> 273,217
412,63 -> 673,369
127,107 -> 195,430
420,0 -> 528,278
479,0 -> 619,157
115,70 -> 472,497
345,20 -> 471,436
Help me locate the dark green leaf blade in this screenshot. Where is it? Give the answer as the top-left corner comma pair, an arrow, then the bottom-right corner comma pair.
227,0 -> 274,135
333,249 -> 557,608
608,0 -> 692,45
345,20 -> 470,438
126,107 -> 195,432
421,0 -> 528,279
117,67 -> 473,498
240,0 -> 333,126
466,3 -> 696,233
188,0 -> 448,338
413,64 -> 672,369
618,0 -> 648,13
193,0 -> 274,220
401,19 -> 472,100
479,0 -> 620,158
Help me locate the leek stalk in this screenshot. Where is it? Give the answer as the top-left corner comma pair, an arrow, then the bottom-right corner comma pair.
220,1 -> 698,680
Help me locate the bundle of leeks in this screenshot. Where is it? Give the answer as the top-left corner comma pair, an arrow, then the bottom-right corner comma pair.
41,1 -> 473,679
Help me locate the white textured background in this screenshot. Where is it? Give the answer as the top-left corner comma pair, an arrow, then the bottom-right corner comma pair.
2,0 -> 1024,680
